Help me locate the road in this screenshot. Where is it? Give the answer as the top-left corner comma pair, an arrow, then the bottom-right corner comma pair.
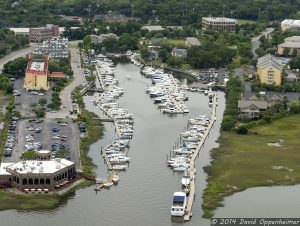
235,68 -> 253,99
46,43 -> 85,119
0,43 -> 37,72
251,28 -> 275,58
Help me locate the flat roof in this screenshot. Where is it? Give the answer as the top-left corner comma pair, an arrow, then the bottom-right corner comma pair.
202,17 -> 237,23
0,163 -> 14,176
6,159 -> 74,175
30,61 -> 45,71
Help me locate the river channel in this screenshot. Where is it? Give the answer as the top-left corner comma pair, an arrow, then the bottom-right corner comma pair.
0,63 -> 225,226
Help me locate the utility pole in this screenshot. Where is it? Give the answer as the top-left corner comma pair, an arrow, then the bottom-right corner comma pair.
222,5 -> 225,18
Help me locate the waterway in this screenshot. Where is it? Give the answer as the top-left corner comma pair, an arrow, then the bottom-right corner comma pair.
0,63 -> 225,226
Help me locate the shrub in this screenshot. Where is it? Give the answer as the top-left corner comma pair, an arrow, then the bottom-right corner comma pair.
237,124 -> 248,134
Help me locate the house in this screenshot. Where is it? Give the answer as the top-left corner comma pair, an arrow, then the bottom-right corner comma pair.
24,54 -> 49,91
171,48 -> 187,58
185,37 -> 200,47
257,54 -> 283,86
286,71 -> 298,83
90,33 -> 118,44
238,99 -> 268,119
281,19 -> 300,31
202,17 -> 237,32
277,36 -> 300,55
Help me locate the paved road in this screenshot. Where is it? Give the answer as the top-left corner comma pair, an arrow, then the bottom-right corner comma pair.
235,68 -> 253,99
0,43 -> 37,72
251,28 -> 275,58
46,44 -> 85,119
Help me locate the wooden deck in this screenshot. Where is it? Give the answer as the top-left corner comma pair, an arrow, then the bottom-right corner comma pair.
184,93 -> 218,221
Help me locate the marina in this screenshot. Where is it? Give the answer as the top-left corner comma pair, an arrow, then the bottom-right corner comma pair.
0,62 -> 226,226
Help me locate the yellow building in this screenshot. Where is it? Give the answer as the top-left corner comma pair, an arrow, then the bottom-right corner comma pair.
24,54 -> 49,91
257,54 -> 282,86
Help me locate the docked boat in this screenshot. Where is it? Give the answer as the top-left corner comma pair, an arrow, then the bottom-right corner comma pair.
112,165 -> 128,170
126,74 -> 132,79
171,192 -> 187,217
112,174 -> 119,184
181,171 -> 191,187
103,182 -> 114,188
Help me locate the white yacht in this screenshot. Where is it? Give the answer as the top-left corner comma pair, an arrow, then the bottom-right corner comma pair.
181,171 -> 191,187
171,192 -> 187,217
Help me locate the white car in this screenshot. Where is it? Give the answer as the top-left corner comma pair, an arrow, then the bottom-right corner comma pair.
52,135 -> 60,139
38,93 -> 45,96
60,122 -> 68,126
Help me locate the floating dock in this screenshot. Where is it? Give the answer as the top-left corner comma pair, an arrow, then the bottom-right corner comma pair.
94,171 -> 117,190
183,93 -> 217,221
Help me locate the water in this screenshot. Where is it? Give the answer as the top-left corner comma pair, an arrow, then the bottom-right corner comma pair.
0,63 -> 225,226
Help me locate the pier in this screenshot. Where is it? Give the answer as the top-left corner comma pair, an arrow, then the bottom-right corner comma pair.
183,93 -> 218,221
94,171 -> 117,190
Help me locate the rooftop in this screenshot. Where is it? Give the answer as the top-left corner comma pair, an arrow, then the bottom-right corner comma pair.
284,36 -> 300,42
257,54 -> 282,70
185,37 -> 200,46
238,100 -> 268,110
278,42 -> 300,49
4,159 -> 74,175
202,17 -> 237,23
141,25 -> 164,32
281,19 -> 300,26
30,61 -> 45,71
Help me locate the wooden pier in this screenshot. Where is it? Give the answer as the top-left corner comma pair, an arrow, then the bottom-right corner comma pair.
94,171 -> 117,190
183,93 -> 218,221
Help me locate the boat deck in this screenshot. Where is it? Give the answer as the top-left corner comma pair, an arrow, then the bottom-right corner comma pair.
184,93 -> 217,221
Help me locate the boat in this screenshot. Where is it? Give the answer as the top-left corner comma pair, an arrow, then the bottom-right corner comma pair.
112,174 -> 119,184
171,192 -> 187,217
112,165 -> 128,170
103,182 -> 114,188
126,74 -> 132,79
181,171 -> 191,187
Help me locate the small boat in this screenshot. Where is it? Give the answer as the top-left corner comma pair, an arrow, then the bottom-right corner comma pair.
126,74 -> 132,79
112,174 -> 119,184
171,192 -> 187,217
181,171 -> 191,187
112,165 -> 128,170
103,182 -> 114,188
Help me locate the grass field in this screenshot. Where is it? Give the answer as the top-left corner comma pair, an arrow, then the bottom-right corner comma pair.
238,19 -> 257,25
202,114 -> 300,218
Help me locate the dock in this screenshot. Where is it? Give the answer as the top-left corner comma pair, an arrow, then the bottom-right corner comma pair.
94,171 -> 117,190
183,92 -> 217,221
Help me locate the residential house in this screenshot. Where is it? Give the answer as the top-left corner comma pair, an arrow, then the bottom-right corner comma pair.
238,99 -> 268,119
257,54 -> 283,86
286,71 -> 298,83
171,48 -> 187,58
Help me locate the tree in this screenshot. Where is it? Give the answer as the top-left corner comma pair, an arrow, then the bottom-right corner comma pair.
237,124 -> 248,134
140,48 -> 149,59
158,48 -> 170,63
221,115 -> 236,131
39,98 -> 48,106
290,101 -> 300,114
20,151 -> 38,160
283,47 -> 290,56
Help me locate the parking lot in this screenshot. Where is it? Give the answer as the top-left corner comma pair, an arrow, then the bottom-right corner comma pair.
13,78 -> 52,118
3,118 -> 81,168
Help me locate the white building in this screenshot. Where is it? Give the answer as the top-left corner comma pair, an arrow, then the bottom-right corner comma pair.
281,19 -> 300,31
0,158 -> 76,191
202,17 -> 237,32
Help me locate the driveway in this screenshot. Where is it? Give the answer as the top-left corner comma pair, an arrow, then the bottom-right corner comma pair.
235,68 -> 253,99
46,44 -> 86,119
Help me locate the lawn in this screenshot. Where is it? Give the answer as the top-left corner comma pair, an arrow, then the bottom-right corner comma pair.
238,19 -> 257,25
202,114 -> 300,218
166,39 -> 186,47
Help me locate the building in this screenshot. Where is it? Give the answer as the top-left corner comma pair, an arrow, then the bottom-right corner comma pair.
29,24 -> 59,42
95,12 -> 129,22
10,27 -> 78,36
33,37 -> 69,59
171,48 -> 187,58
257,54 -> 283,86
90,33 -> 118,44
281,19 -> 300,31
0,158 -> 76,191
286,71 -> 298,83
202,17 -> 237,32
24,54 -> 49,91
141,25 -> 164,32
49,72 -> 66,80
277,36 -> 300,55
238,99 -> 268,119
185,37 -> 201,47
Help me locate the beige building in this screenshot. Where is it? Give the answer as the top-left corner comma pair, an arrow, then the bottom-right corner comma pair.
202,17 -> 237,32
277,36 -> 300,55
257,54 -> 282,86
0,158 -> 76,191
24,54 -> 49,91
